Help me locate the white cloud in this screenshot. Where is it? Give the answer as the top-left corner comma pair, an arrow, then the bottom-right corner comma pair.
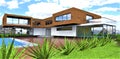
0,0 -> 6,6
19,0 -> 31,4
35,0 -> 41,2
26,2 -> 66,19
55,0 -> 92,9
98,0 -> 120,6
88,0 -> 120,6
50,0 -> 120,9
101,15 -> 120,21
93,7 -> 120,12
0,0 -> 31,9
7,0 -> 19,9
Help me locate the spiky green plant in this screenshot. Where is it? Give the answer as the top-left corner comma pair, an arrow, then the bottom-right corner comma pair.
88,36 -> 99,48
76,35 -> 112,51
75,39 -> 89,51
97,35 -> 112,46
0,38 -> 25,59
56,38 -> 75,55
26,38 -> 55,59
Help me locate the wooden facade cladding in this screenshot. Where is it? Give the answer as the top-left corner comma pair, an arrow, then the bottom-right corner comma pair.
52,7 -> 101,26
32,18 -> 45,28
2,13 -> 32,28
2,7 -> 101,28
43,17 -> 53,28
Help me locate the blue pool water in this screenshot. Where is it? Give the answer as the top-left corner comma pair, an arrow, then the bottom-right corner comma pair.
0,38 -> 27,47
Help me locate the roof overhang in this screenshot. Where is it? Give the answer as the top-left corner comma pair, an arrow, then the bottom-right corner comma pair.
78,23 -> 115,27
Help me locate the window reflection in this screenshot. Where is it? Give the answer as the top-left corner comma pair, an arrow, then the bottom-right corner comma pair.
55,13 -> 71,21
86,15 -> 93,23
7,17 -> 29,25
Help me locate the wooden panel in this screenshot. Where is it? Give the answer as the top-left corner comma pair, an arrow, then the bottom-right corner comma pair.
2,13 -> 32,28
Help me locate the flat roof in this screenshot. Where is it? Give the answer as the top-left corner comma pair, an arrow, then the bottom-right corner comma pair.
78,23 -> 115,27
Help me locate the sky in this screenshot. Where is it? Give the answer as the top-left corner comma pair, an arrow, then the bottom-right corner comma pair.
0,0 -> 120,30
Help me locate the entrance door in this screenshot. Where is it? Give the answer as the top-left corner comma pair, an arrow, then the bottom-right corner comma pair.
46,28 -> 51,37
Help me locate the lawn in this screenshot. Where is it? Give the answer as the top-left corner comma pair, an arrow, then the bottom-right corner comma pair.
1,34 -> 120,59
51,40 -> 120,59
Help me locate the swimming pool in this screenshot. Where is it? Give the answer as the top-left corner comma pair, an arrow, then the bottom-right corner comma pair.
0,38 -> 36,48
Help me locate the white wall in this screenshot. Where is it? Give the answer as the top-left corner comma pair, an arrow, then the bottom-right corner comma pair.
51,25 -> 77,37
33,28 -> 46,36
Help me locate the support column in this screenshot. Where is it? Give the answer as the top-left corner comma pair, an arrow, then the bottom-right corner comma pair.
112,26 -> 113,34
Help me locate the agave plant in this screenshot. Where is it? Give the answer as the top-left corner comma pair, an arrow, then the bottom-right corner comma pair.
0,38 -> 25,59
75,39 -> 89,51
88,37 -> 99,48
98,35 -> 112,46
56,38 -> 75,55
26,38 -> 55,59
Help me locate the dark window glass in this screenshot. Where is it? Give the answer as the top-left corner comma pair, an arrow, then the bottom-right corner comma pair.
57,27 -> 72,31
36,23 -> 41,26
46,20 -> 52,25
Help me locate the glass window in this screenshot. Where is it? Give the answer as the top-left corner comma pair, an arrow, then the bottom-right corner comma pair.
57,26 -> 72,31
86,15 -> 93,20
55,13 -> 71,21
23,20 -> 28,25
46,20 -> 52,25
36,22 -> 41,26
13,18 -> 18,24
86,15 -> 93,23
59,16 -> 63,21
63,15 -> 67,20
19,19 -> 28,25
67,14 -> 71,20
7,18 -> 13,24
56,17 -> 58,21
7,17 -> 29,25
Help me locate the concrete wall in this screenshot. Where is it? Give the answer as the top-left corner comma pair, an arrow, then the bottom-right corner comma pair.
51,25 -> 77,37
33,28 -> 46,36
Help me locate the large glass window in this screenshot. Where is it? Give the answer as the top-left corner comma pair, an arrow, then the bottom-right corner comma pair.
7,18 -> 13,24
67,14 -> 71,20
7,17 -> 29,25
19,19 -> 28,25
57,26 -> 72,31
55,13 -> 71,21
86,15 -> 93,23
13,18 -> 18,24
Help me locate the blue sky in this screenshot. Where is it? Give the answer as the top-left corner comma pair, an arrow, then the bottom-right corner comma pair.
0,0 -> 120,30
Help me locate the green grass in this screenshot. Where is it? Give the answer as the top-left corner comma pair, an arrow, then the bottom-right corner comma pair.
51,40 -> 120,59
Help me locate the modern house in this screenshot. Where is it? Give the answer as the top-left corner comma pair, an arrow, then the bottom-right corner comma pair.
2,7 -> 116,38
